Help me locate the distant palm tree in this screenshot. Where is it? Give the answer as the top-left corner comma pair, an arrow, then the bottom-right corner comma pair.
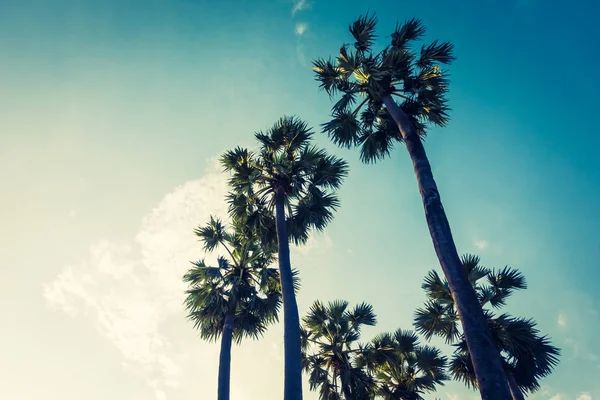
183,216 -> 282,400
414,254 -> 560,399
221,116 -> 349,400
313,13 -> 510,399
301,300 -> 377,399
301,300 -> 447,400
359,329 -> 448,400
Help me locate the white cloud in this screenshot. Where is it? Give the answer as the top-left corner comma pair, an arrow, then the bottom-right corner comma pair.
292,0 -> 311,16
446,393 -> 459,400
557,312 -> 567,326
295,42 -> 307,66
474,239 -> 488,249
577,393 -> 592,400
549,394 -> 563,400
295,22 -> 308,36
292,231 -> 333,256
44,163 -> 229,399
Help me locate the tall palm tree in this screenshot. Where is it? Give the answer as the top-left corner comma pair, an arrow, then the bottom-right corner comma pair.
301,300 -> 378,400
183,216 -> 282,400
414,254 -> 560,399
221,116 -> 349,400
359,329 -> 448,400
313,13 -> 510,398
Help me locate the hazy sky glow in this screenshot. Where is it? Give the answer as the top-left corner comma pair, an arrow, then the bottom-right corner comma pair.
1,0 -> 599,399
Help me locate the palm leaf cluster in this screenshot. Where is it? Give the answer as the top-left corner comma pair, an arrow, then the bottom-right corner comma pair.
301,300 -> 377,399
413,254 -> 560,395
360,329 -> 448,400
221,116 -> 349,245
183,216 -> 282,342
301,300 -> 448,399
313,13 -> 455,163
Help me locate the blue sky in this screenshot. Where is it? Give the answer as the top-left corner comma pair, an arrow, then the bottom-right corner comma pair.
1,0 -> 599,399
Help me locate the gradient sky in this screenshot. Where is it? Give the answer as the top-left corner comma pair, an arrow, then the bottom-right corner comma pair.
1,0 -> 599,399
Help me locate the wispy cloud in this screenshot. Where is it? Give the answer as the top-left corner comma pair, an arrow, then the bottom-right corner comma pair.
549,395 -> 563,400
557,312 -> 567,327
44,162 -> 229,399
295,39 -> 308,66
292,0 -> 311,16
292,231 -> 333,256
577,393 -> 592,400
295,22 -> 308,36
474,240 -> 489,250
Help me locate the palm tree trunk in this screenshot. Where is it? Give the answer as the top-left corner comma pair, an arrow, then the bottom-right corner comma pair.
506,370 -> 525,400
275,189 -> 303,400
380,94 -> 511,400
339,370 -> 354,400
218,312 -> 235,400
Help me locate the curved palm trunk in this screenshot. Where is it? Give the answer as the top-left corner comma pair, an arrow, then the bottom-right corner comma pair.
381,94 -> 511,400
506,370 -> 525,400
218,313 -> 235,400
275,189 -> 303,400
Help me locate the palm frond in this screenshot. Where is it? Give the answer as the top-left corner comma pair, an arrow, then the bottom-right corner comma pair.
313,57 -> 344,96
309,152 -> 349,190
349,13 -> 378,52
321,111 -> 361,148
421,270 -> 452,305
391,18 -> 426,48
392,329 -> 419,353
488,266 -> 527,293
414,300 -> 460,344
417,40 -> 455,68
460,253 -> 489,285
348,302 -> 377,330
358,126 -> 397,163
194,216 -> 225,252
449,351 -> 477,389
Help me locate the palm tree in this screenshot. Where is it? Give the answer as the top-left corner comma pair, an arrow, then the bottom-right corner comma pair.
183,216 -> 282,400
359,329 -> 448,400
414,254 -> 560,399
301,300 -> 378,399
313,13 -> 510,398
221,116 -> 349,400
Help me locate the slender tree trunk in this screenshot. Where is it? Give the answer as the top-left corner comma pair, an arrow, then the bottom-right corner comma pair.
275,189 -> 303,400
506,370 -> 525,400
339,369 -> 354,400
217,313 -> 235,400
381,94 -> 511,400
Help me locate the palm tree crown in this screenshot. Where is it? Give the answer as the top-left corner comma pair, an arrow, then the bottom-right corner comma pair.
313,13 -> 454,163
414,254 -> 560,395
183,216 -> 282,343
221,115 -> 349,244
301,300 -> 377,399
359,329 -> 448,400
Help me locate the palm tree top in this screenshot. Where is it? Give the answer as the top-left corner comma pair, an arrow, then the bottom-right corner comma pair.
414,254 -> 560,395
359,328 -> 449,399
414,253 -> 528,343
301,300 -> 378,400
220,116 -> 349,245
313,12 -> 456,163
183,216 -> 282,343
303,300 -> 377,345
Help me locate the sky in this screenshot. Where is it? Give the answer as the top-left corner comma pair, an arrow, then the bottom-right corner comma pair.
1,0 -> 599,399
